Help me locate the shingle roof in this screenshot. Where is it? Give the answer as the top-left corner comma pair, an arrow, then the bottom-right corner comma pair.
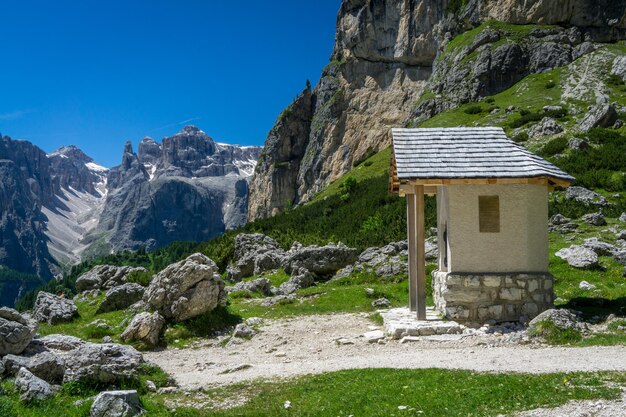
391,127 -> 575,183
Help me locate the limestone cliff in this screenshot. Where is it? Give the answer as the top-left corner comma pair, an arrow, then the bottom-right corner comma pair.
248,0 -> 626,220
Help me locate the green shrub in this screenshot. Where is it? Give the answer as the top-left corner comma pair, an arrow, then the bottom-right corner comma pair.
545,81 -> 556,89
485,97 -> 495,104
512,132 -> 529,143
510,108 -> 566,129
125,269 -> 153,287
464,105 -> 483,115
607,74 -> 625,86
538,136 -> 568,157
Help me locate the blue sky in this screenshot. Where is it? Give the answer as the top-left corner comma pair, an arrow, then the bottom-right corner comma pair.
0,1 -> 340,167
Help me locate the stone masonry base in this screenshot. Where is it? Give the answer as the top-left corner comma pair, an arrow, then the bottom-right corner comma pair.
432,270 -> 554,324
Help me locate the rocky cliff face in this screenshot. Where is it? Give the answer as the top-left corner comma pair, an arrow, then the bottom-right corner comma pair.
248,0 -> 626,219
87,126 -> 262,256
0,127 -> 262,290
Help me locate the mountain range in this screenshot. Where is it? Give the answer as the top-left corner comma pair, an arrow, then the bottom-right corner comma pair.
0,126 -> 261,290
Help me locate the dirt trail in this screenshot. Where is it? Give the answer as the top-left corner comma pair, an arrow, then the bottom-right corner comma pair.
146,313 -> 626,390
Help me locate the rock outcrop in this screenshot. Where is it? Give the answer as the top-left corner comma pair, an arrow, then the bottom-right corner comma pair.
555,245 -> 600,269
33,291 -> 78,325
92,126 -> 262,255
97,283 -> 145,314
14,367 -> 55,402
0,307 -> 38,355
120,312 -> 165,347
248,0 -> 626,220
90,390 -> 142,417
143,253 -> 226,322
62,342 -> 144,385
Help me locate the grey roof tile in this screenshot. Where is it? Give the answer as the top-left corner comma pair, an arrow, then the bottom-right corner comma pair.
391,127 -> 575,182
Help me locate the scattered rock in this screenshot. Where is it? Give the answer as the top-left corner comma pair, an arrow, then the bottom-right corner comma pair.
90,390 -> 142,417
611,56 -> 626,81
335,337 -> 355,345
15,367 -> 54,402
232,323 -> 255,338
565,187 -> 608,206
529,117 -> 563,138
287,242 -> 359,276
219,364 -> 252,374
102,336 -> 114,344
63,342 -> 144,385
549,214 -> 571,225
261,294 -> 296,307
76,265 -> 147,293
583,238 -> 617,256
3,350 -> 65,383
582,212 -> 607,226
0,307 -> 38,356
226,278 -> 271,296
529,309 -> 588,333
226,265 -> 242,283
38,334 -> 85,351
120,312 -> 165,348
33,292 -> 78,325
567,137 -> 590,151
363,330 -> 385,343
619,213 -> 626,222
145,380 -> 157,392
245,317 -> 263,326
579,104 -> 618,132
143,253 -> 226,322
579,281 -> 597,290
97,283 -> 145,314
365,288 -> 375,296
371,298 -> 391,308
555,245 -> 599,269
277,268 -> 315,295
614,250 -> 626,266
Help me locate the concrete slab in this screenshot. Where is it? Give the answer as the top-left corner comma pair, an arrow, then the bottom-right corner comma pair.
381,307 -> 463,339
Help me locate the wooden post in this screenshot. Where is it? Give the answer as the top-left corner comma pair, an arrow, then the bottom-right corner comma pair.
406,190 -> 417,312
416,185 -> 426,320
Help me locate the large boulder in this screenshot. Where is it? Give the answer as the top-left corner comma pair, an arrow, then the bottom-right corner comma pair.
97,283 -> 145,314
33,292 -> 78,325
565,186 -> 608,206
3,349 -> 65,383
555,245 -> 599,269
14,367 -> 54,402
76,265 -> 148,293
62,342 -> 143,385
529,117 -> 563,138
579,104 -> 618,132
233,233 -> 286,277
0,307 -> 38,356
143,253 -> 226,322
90,390 -> 142,417
120,312 -> 165,348
287,243 -> 359,276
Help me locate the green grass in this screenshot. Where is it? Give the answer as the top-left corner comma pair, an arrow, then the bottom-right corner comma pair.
3,369 -> 624,416
37,295 -> 131,343
228,269 -> 423,320
147,369 -> 624,417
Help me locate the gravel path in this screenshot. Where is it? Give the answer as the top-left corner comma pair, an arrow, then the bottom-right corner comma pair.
146,313 -> 626,390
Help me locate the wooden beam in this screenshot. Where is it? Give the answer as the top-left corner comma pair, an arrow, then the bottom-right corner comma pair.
400,184 -> 437,196
407,190 -> 417,312
415,185 -> 427,320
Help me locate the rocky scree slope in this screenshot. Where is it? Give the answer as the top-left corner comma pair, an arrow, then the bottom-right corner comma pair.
248,0 -> 626,219
0,127 -> 261,306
